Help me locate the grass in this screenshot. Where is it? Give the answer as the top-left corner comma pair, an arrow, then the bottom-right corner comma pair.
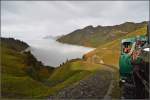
2,74 -> 50,99
109,69 -> 122,99
45,60 -> 97,95
1,46 -> 26,76
1,38 -> 55,99
1,42 -> 51,98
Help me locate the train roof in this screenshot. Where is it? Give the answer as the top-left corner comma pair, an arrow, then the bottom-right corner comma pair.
121,35 -> 147,43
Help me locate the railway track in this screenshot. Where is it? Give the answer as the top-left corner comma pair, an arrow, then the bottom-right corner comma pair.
120,73 -> 149,99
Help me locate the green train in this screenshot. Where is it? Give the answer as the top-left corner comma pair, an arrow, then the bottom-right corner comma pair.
119,35 -> 148,81
119,24 -> 149,98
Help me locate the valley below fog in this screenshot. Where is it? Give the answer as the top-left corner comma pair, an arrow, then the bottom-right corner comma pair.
25,37 -> 94,67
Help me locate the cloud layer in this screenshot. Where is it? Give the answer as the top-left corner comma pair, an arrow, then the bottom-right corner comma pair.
1,1 -> 149,40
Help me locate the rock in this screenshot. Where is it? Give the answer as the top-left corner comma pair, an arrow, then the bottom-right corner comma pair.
50,70 -> 113,99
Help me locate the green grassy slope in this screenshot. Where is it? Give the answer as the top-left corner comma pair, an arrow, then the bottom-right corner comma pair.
45,59 -> 96,95
46,59 -> 118,98
1,38 -> 54,98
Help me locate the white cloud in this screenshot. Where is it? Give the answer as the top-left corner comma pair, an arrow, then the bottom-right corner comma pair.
1,1 -> 149,40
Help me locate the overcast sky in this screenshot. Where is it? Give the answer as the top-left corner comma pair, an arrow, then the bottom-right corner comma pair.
1,1 -> 149,40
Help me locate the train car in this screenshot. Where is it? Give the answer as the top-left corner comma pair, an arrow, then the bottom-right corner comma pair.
119,35 -> 148,82
119,24 -> 149,98
119,37 -> 135,82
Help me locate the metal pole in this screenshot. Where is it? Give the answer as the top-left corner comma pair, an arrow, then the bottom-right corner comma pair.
147,21 -> 150,44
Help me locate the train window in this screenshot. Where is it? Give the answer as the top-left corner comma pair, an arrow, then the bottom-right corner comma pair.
137,41 -> 146,47
122,42 -> 132,53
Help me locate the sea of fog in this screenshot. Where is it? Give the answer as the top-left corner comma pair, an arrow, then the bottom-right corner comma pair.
24,38 -> 94,67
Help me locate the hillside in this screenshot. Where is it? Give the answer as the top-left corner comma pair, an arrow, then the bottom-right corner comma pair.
0,37 -> 119,99
1,37 -> 55,98
57,21 -> 147,47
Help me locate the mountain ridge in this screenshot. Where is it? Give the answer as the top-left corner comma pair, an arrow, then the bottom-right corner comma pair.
57,21 -> 147,47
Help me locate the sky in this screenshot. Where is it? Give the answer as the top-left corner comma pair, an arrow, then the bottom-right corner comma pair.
1,1 -> 149,40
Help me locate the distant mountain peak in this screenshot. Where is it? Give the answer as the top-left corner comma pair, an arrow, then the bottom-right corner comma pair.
95,25 -> 103,28
84,25 -> 94,29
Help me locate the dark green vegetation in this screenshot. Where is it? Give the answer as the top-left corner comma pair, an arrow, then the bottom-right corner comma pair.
57,21 -> 147,47
1,37 -> 29,52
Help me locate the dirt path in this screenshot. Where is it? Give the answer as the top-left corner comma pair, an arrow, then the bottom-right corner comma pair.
49,65 -> 116,99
